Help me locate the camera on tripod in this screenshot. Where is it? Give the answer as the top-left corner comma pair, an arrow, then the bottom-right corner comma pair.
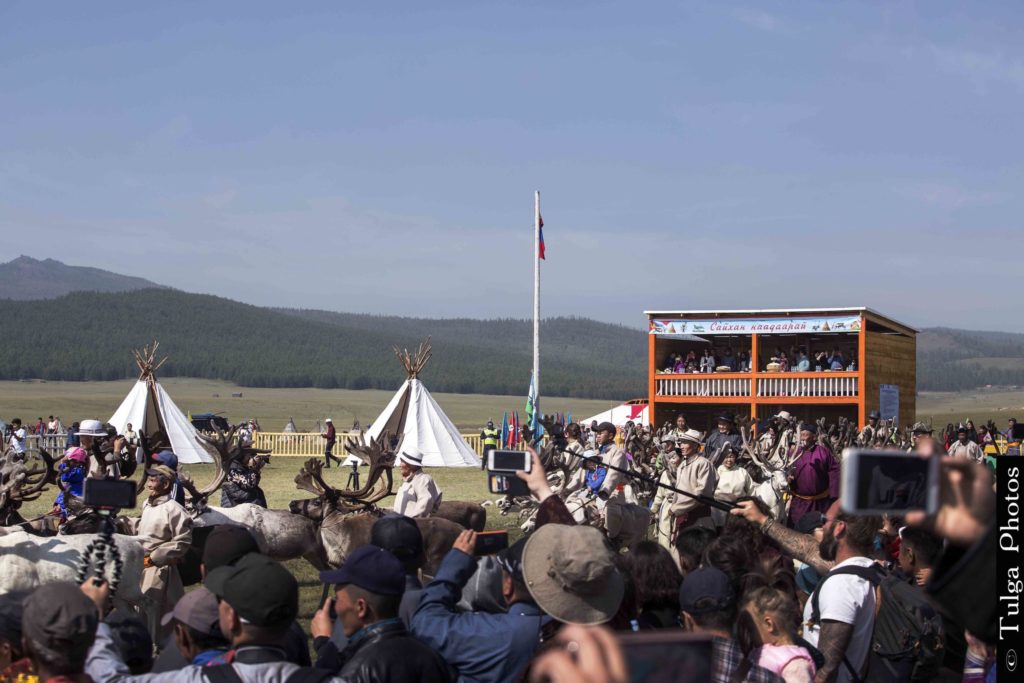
84,478 -> 137,511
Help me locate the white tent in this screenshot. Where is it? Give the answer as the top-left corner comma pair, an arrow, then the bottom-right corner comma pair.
580,399 -> 650,428
108,342 -> 213,465
364,339 -> 480,468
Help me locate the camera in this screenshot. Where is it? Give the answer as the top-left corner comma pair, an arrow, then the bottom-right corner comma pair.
83,478 -> 138,510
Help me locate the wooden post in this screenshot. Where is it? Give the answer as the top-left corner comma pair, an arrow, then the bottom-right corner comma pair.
857,315 -> 867,427
648,332 -> 657,427
749,333 -> 759,426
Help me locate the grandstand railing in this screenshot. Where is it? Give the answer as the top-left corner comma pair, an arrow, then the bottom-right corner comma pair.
655,371 -> 860,399
251,431 -> 527,457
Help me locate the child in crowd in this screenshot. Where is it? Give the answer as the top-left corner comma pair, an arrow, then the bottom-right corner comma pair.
54,446 -> 88,521
740,587 -> 816,683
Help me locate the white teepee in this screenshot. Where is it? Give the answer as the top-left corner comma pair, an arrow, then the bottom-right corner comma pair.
108,342 -> 214,465
365,339 -> 480,468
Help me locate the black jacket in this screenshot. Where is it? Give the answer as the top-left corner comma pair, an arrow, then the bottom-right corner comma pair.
316,619 -> 450,683
220,460 -> 268,507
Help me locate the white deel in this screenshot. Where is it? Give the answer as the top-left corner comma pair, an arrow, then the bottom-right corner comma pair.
365,378 -> 480,467
109,380 -> 214,464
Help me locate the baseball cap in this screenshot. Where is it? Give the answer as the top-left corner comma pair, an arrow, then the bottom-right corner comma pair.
161,587 -> 221,636
205,553 -> 299,628
370,515 -> 424,564
22,582 -> 98,659
202,525 -> 260,572
679,567 -> 735,615
319,545 -> 405,596
496,536 -> 528,583
595,421 -> 617,434
153,450 -> 179,471
796,511 -> 826,535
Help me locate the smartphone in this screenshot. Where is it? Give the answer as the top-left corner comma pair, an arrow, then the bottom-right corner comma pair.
83,478 -> 138,510
473,530 -> 509,555
488,473 -> 530,496
617,632 -> 713,683
487,449 -> 532,473
840,448 -> 939,516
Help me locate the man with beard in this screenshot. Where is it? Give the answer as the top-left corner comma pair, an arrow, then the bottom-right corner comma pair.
730,500 -> 881,683
786,423 -> 839,528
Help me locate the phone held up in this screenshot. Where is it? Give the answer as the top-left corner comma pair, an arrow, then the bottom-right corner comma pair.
473,530 -> 510,555
83,478 -> 137,510
840,448 -> 939,516
486,449 -> 532,496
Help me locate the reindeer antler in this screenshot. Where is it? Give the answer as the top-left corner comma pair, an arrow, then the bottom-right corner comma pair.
338,432 -> 396,506
295,458 -> 329,498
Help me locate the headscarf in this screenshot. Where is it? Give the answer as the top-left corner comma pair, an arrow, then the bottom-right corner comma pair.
64,446 -> 88,463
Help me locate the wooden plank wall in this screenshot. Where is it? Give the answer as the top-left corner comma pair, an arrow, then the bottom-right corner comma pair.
864,330 -> 916,423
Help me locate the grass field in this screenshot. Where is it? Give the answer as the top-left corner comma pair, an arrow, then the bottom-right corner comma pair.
0,378 -> 621,431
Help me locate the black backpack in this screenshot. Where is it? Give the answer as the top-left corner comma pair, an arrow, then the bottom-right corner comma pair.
810,563 -> 943,683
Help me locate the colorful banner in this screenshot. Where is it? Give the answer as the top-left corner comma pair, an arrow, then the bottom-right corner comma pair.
648,316 -> 862,336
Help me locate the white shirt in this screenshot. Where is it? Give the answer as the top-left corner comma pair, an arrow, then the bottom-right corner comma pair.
802,556 -> 877,683
9,428 -> 26,454
393,470 -> 441,518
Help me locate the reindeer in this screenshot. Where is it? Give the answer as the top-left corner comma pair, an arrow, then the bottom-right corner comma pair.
736,419 -> 789,522
289,434 -> 462,572
0,446 -> 58,533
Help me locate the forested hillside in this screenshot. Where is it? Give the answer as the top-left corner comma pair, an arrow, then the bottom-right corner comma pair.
0,289 -> 646,399
917,327 -> 1024,391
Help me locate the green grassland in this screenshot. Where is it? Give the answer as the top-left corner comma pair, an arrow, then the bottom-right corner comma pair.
0,378 -> 622,432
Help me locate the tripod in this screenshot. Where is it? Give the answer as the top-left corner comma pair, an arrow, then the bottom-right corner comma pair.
75,509 -> 124,593
346,461 -> 361,489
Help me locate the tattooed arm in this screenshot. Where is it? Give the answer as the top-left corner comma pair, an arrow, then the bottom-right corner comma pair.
730,500 -> 836,574
814,620 -> 854,683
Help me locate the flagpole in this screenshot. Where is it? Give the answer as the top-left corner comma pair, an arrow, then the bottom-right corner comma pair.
533,190 -> 540,411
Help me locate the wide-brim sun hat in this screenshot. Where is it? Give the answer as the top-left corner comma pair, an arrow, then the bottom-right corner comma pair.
774,411 -> 794,422
398,447 -> 425,467
76,419 -> 107,437
677,428 -> 704,446
522,524 -> 624,625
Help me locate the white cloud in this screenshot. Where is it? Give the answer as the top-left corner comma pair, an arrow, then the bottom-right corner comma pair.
930,46 -> 1024,89
730,7 -> 791,34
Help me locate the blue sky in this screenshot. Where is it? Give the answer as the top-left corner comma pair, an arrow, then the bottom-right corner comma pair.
2,1 -> 1022,331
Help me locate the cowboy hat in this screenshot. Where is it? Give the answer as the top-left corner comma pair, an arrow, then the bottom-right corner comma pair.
774,411 -> 794,422
522,524 -> 624,625
716,412 -> 736,424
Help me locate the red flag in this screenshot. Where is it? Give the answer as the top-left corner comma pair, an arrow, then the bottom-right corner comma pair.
538,213 -> 546,260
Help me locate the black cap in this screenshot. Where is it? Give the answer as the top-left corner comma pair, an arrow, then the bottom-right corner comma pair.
22,582 -> 98,658
371,515 -> 424,564
319,545 -> 405,596
796,511 -> 826,535
799,422 -> 818,435
496,536 -> 528,582
202,525 -> 260,572
595,421 -> 616,434
717,412 -> 736,424
679,567 -> 735,615
868,411 -> 881,420
0,591 -> 28,646
205,553 -> 299,628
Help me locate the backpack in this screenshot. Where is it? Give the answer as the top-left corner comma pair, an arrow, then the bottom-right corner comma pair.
810,563 -> 944,683
203,663 -> 335,683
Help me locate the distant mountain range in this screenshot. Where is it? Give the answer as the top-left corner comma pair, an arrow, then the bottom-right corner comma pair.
0,256 -> 166,299
1,257 -> 1021,395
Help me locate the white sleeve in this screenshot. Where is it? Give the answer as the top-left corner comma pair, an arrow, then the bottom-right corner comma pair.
816,574 -> 866,625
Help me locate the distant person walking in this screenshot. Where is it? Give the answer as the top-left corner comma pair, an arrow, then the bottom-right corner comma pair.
322,418 -> 342,468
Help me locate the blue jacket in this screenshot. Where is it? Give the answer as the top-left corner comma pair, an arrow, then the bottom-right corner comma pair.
411,549 -> 548,683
